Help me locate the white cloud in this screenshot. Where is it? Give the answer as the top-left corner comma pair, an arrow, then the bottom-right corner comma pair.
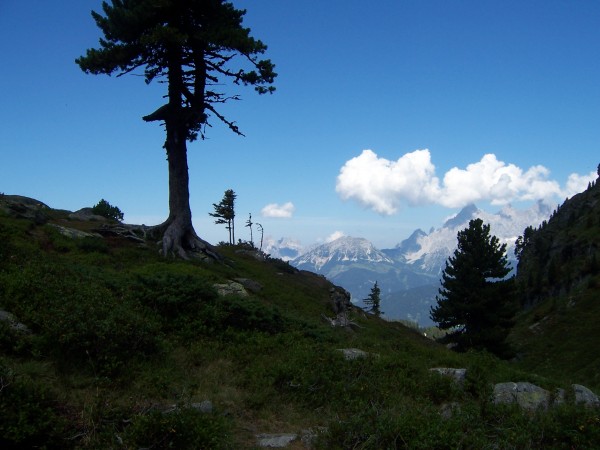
325,230 -> 346,243
563,171 -> 597,199
335,149 -> 440,215
261,202 -> 295,218
336,149 -> 593,214
438,154 -> 561,207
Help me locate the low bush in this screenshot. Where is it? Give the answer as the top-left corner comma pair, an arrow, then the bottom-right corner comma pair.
0,360 -> 69,448
123,407 -> 232,449
1,264 -> 162,375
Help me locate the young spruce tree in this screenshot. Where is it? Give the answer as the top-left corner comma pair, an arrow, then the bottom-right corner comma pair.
430,219 -> 516,356
363,281 -> 382,317
210,189 -> 236,245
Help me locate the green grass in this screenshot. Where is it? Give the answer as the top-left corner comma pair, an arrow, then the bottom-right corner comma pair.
1,206 -> 599,448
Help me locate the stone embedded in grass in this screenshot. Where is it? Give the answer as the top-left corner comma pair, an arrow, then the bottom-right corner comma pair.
213,281 -> 249,297
49,224 -> 102,239
0,310 -> 31,334
493,382 -> 600,411
256,433 -> 298,448
493,382 -> 551,410
573,384 -> 600,408
337,348 -> 372,360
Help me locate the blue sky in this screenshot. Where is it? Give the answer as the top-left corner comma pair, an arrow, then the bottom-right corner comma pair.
1,1 -> 599,249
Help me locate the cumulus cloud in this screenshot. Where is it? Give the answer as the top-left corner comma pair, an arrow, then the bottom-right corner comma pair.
438,154 -> 561,207
563,171 -> 598,198
261,202 -> 295,218
335,149 -> 440,214
336,149 -> 594,215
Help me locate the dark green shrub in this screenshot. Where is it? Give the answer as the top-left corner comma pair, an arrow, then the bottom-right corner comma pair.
130,271 -> 216,321
123,407 -> 232,449
92,199 -> 124,221
76,236 -> 109,254
218,296 -> 287,335
2,264 -> 162,375
0,360 -> 69,448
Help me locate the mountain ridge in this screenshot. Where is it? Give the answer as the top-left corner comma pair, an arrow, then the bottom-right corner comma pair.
289,201 -> 553,325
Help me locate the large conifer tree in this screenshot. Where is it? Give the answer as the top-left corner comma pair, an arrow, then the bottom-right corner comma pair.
430,218 -> 516,356
76,0 -> 276,258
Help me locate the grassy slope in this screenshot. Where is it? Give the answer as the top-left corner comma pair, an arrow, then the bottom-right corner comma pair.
1,199 -> 599,449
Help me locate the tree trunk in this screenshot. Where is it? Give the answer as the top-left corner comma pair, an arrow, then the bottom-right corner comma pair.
146,43 -> 218,259
156,128 -> 218,259
152,122 -> 218,259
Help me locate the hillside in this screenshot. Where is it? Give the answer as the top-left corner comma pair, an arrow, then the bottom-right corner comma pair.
1,194 -> 599,448
510,178 -> 600,389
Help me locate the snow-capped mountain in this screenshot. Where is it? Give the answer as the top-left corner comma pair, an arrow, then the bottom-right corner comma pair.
292,236 -> 436,303
403,201 -> 553,275
288,202 -> 553,326
294,236 -> 394,273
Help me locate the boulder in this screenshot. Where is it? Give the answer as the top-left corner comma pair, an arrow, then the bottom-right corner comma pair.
213,281 -> 249,298
572,384 -> 600,408
329,286 -> 352,314
493,382 -> 551,411
0,310 -> 30,334
234,278 -> 263,294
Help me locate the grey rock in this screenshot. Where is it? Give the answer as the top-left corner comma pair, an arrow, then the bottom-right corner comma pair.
337,348 -> 372,360
493,382 -> 551,411
0,195 -> 49,224
430,368 -> 467,384
0,310 -> 31,334
49,224 -> 102,239
234,278 -> 263,293
330,286 -> 351,314
256,433 -> 298,448
191,400 -> 213,414
213,281 -> 249,297
573,384 -> 600,408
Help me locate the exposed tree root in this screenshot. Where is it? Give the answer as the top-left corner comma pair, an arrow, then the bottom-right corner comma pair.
148,217 -> 220,261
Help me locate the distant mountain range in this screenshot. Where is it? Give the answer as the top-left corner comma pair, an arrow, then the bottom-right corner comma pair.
285,202 -> 553,326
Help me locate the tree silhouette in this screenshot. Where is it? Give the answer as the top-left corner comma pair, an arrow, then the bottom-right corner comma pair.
363,281 -> 382,317
77,0 -> 276,258
430,219 -> 516,356
245,212 -> 254,247
210,189 -> 236,244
